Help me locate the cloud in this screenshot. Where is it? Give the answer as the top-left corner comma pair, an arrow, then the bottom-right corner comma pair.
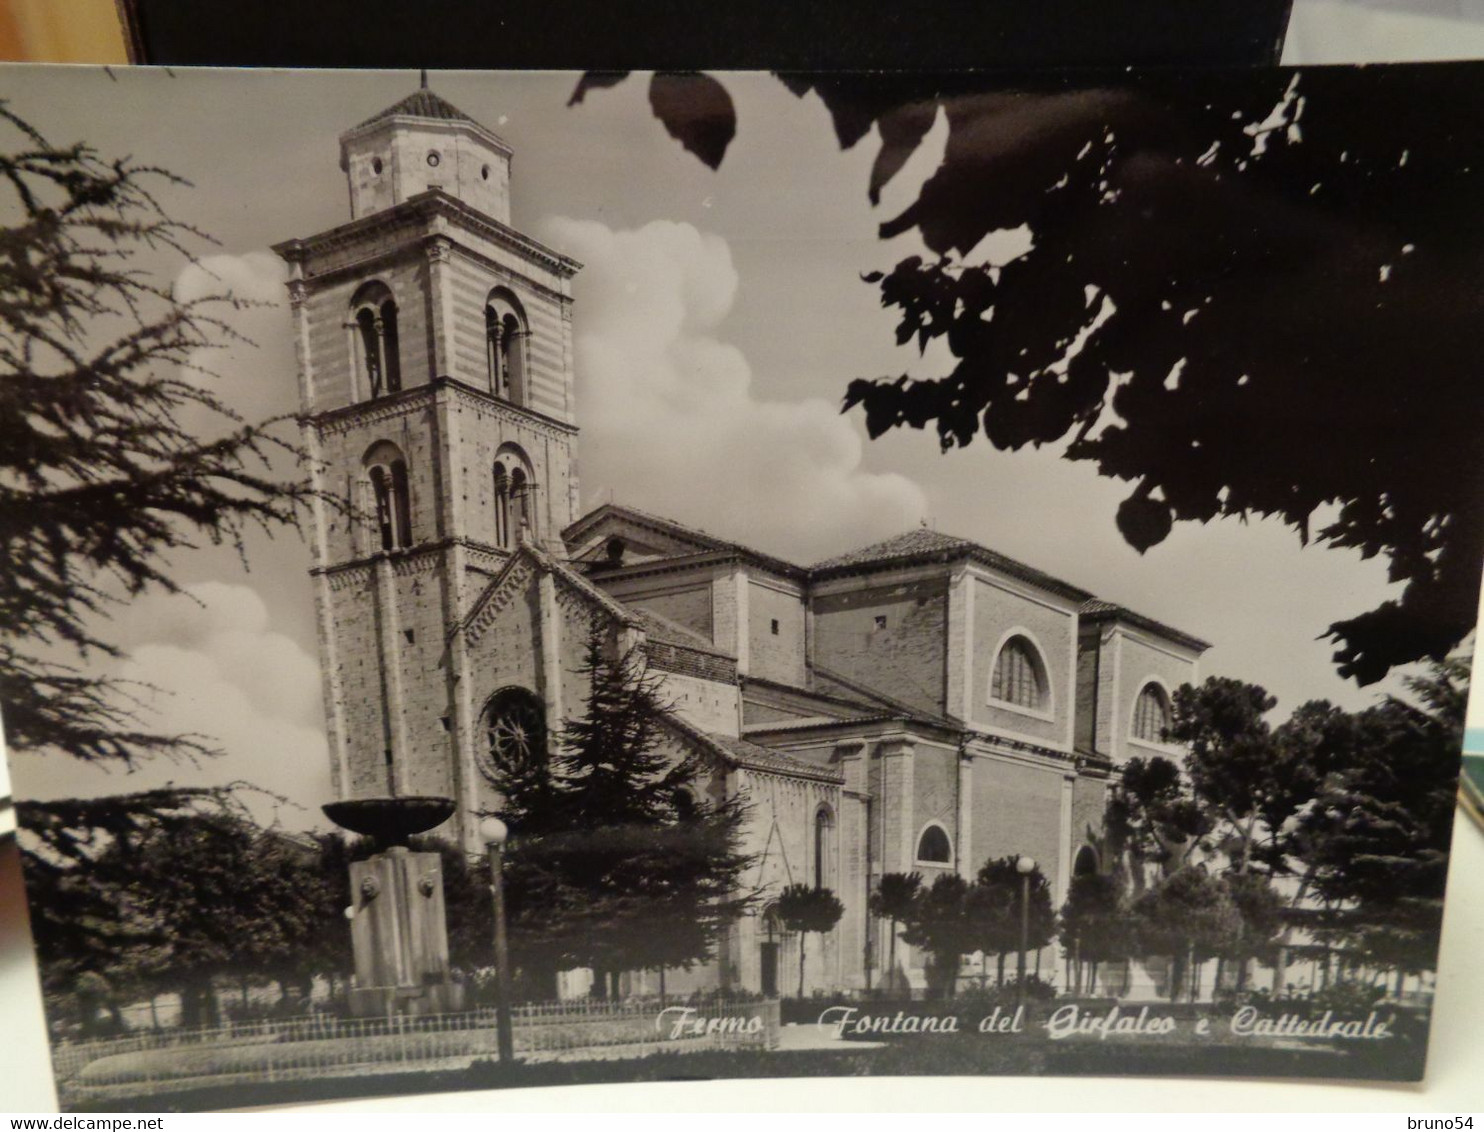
11,582 -> 331,831
172,252 -> 298,427
540,218 -> 928,562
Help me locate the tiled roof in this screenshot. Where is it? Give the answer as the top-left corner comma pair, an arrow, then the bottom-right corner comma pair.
704,731 -> 845,784
658,714 -> 844,784
632,605 -> 731,658
356,90 -> 478,130
1078,599 -> 1210,652
809,664 -> 956,728
812,528 -> 975,569
812,527 -> 1092,602
566,503 -> 807,579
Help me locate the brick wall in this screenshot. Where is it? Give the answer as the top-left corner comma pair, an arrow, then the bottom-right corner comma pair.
1106,629 -> 1200,765
968,754 -> 1066,885
746,576 -> 806,686
970,576 -> 1075,749
1070,774 -> 1109,861
911,740 -> 960,867
654,670 -> 740,736
812,579 -> 948,716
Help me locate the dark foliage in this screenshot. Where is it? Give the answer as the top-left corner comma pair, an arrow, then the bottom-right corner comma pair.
1296,657 -> 1466,973
0,104 -> 316,766
572,68 -> 1484,686
775,881 -> 844,997
867,871 -> 920,992
490,618 -> 754,990
1105,755 -> 1209,887
18,789 -> 334,1032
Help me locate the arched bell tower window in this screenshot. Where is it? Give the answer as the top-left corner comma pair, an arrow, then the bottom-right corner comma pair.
363,440 -> 412,551
485,289 -> 529,405
493,445 -> 536,549
351,281 -> 402,399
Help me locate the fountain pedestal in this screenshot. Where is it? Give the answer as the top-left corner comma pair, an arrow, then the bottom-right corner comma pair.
323,797 -> 466,1017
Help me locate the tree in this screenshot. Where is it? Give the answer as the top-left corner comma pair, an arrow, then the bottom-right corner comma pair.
0,104 -> 314,767
1058,872 -> 1134,995
491,618 -> 753,995
1105,756 -> 1209,891
1131,866 -> 1241,1002
775,882 -> 844,998
1219,871 -> 1285,990
573,69 -> 1484,686
898,872 -> 973,998
1295,657 -> 1466,987
972,856 -> 1056,986
867,871 -> 921,993
18,790 -> 335,1029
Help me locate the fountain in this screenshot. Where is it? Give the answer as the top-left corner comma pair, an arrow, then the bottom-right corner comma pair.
322,796 -> 465,1017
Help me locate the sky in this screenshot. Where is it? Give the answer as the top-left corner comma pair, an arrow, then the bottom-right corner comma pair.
3,65 -> 1474,829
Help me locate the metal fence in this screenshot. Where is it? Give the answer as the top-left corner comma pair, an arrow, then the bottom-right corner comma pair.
54,997 -> 780,1102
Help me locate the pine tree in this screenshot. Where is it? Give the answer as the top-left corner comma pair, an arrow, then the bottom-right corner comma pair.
493,617 -> 754,995
0,105 -> 316,768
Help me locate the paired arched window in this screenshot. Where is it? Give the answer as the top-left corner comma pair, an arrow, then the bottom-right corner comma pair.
351,281 -> 402,399
990,634 -> 1048,711
485,289 -> 529,405
1132,682 -> 1173,744
813,806 -> 835,889
363,441 -> 411,551
493,446 -> 535,550
915,823 -> 952,865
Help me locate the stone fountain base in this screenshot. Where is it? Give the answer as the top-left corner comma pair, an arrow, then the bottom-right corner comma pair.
323,797 -> 465,1018
345,846 -> 465,1018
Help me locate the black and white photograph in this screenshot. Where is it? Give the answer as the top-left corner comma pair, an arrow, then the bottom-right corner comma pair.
1,63 -> 1480,1111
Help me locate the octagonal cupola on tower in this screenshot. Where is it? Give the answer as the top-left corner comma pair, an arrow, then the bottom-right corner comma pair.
340,85 -> 513,223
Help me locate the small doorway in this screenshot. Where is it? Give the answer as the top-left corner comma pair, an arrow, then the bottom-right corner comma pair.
760,942 -> 780,997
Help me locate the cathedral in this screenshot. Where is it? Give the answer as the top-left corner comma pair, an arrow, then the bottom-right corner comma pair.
273,88 -> 1207,997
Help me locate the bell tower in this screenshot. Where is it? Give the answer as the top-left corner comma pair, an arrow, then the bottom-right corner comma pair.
274,85 -> 582,845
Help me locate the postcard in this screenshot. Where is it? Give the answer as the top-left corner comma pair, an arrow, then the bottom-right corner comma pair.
2,64 -> 1478,1111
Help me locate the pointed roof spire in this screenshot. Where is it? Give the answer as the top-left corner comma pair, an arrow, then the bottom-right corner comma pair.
353,87 -> 478,130
420,67 -> 429,90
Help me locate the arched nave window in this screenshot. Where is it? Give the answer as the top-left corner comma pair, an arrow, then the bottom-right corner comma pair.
1132,682 -> 1173,744
915,823 -> 952,865
351,281 -> 402,399
814,806 -> 835,889
363,440 -> 412,551
990,634 -> 1049,711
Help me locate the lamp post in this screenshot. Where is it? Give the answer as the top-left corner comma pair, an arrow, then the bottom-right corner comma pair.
1015,855 -> 1035,1010
480,816 -> 516,1065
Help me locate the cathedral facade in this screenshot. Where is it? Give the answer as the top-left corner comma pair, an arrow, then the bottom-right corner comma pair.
274,89 -> 1208,997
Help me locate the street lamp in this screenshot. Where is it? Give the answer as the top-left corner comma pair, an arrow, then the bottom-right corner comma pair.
480,816 -> 516,1065
1015,855 -> 1035,1009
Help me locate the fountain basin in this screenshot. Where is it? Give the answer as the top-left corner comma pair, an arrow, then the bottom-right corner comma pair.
321,796 -> 455,847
